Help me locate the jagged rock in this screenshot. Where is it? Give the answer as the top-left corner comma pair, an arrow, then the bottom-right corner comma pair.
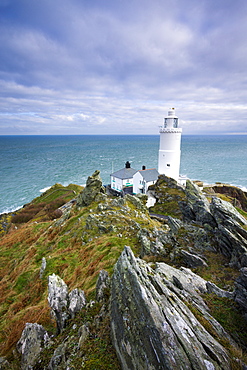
39,257 -> 46,278
182,180 -> 217,227
16,323 -> 49,370
179,249 -> 208,268
48,274 -> 69,334
166,216 -> 183,232
96,270 -> 110,302
138,228 -> 151,256
210,197 -> 247,267
125,194 -> 148,212
111,246 -> 230,369
206,281 -> 234,299
0,357 -> 12,370
158,174 -> 184,190
48,274 -> 86,333
234,267 -> 247,315
138,227 -> 172,258
78,324 -> 90,349
69,288 -> 86,319
48,342 -> 68,370
210,196 -> 247,226
53,209 -> 71,226
77,170 -> 105,207
155,262 -> 238,347
212,184 -> 247,212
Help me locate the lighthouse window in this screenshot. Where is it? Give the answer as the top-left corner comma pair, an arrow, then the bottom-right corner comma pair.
167,164 -> 170,167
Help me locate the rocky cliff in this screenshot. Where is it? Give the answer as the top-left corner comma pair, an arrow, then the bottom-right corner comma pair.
1,172 -> 247,369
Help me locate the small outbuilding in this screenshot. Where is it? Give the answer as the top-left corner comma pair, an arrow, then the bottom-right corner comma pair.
110,161 -> 137,193
133,167 -> 159,194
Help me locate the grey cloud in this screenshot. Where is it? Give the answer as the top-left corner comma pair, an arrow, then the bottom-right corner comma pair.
1,0 -> 247,134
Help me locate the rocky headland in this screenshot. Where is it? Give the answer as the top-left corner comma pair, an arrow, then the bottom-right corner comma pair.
1,171 -> 247,369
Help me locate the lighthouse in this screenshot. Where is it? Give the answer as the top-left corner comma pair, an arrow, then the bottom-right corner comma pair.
158,108 -> 182,181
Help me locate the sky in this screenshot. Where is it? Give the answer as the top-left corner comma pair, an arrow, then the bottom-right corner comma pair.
1,0 -> 247,135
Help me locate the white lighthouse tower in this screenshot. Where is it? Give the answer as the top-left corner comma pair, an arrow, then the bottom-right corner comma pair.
158,108 -> 182,181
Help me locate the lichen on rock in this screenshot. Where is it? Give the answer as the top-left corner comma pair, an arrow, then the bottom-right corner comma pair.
111,246 -> 230,369
76,170 -> 106,207
16,323 -> 49,370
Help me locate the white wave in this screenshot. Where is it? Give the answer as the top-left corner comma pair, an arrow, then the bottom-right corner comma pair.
39,186 -> 51,193
0,205 -> 22,215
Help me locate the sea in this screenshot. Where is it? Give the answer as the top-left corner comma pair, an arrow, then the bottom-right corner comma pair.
0,134 -> 247,215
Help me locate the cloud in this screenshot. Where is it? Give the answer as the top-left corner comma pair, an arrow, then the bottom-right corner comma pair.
1,0 -> 247,134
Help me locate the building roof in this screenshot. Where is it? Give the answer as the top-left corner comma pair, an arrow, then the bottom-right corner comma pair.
111,167 -> 137,180
137,168 -> 159,182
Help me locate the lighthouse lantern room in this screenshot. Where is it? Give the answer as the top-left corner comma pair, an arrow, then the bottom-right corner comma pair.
158,108 -> 182,181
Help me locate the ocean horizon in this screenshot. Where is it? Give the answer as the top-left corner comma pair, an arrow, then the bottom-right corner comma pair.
1,134 -> 247,214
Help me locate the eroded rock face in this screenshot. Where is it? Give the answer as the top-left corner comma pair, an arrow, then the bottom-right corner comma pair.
234,267 -> 247,315
16,323 -> 49,370
48,274 -> 86,333
212,184 -> 247,212
210,197 -> 247,267
77,170 -> 106,207
150,177 -> 247,269
182,180 -> 217,227
48,274 -> 69,334
96,270 -> 110,303
69,288 -> 86,319
210,197 -> 247,227
111,246 -> 230,370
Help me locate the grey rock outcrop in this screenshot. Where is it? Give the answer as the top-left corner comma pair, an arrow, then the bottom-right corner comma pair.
234,267 -> 247,315
39,257 -> 46,278
179,249 -> 208,268
96,269 -> 110,302
111,246 -> 230,370
47,342 -> 68,370
48,274 -> 69,334
0,357 -> 12,370
69,288 -> 86,319
210,196 -> 247,227
16,323 -> 49,370
150,176 -> 247,267
48,274 -> 86,333
210,197 -> 247,267
77,170 -> 105,207
181,180 -> 217,227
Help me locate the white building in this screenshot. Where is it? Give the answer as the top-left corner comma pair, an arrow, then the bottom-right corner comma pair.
158,108 -> 182,182
110,161 -> 137,193
133,167 -> 159,194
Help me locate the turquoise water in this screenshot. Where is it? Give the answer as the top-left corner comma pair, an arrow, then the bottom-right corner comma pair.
1,135 -> 247,214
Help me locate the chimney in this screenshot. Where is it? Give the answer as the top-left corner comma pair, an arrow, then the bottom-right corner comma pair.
125,161 -> 131,168
142,165 -> 146,170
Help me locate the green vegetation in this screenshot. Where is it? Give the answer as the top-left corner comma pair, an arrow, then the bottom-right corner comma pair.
187,301 -> 246,368
0,185 -> 157,359
194,251 -> 239,290
1,179 -> 247,368
204,294 -> 247,350
236,207 -> 247,220
149,185 -> 186,218
34,303 -> 120,369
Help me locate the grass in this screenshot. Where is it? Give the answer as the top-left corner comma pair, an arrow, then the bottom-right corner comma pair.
187,300 -> 246,368
0,191 -> 155,357
149,180 -> 187,218
33,302 -> 120,370
193,251 -> 239,290
205,295 -> 247,343
2,181 -> 246,368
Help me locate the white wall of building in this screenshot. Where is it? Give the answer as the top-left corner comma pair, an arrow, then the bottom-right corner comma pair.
111,176 -> 123,191
111,176 -> 133,192
133,172 -> 157,194
133,172 -> 144,194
